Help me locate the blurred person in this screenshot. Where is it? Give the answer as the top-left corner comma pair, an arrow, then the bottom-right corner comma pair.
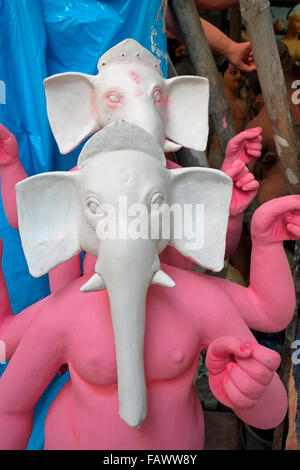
219,60 -> 248,131
166,6 -> 255,73
281,4 -> 300,63
246,42 -> 300,204
230,42 -> 299,283
208,60 -> 248,169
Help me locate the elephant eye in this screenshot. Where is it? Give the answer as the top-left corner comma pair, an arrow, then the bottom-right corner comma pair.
108,93 -> 120,103
150,192 -> 164,211
153,88 -> 163,104
105,91 -> 122,107
86,198 -> 103,216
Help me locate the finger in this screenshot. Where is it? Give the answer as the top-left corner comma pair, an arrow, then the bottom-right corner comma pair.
286,213 -> 300,224
206,337 -> 252,375
287,223 -> 300,238
223,374 -> 257,410
250,343 -> 281,372
235,356 -> 275,386
246,143 -> 262,151
254,195 -> 300,221
234,128 -> 262,145
247,150 -> 261,158
244,127 -> 263,140
242,180 -> 259,192
236,173 -> 255,187
226,362 -> 266,400
225,162 -> 245,179
250,344 -> 281,372
242,63 -> 256,72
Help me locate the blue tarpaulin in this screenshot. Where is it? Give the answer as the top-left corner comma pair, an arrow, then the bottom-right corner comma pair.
0,0 -> 167,449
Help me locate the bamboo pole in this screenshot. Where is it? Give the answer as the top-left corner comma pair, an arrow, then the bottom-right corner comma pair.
240,0 -> 300,195
170,0 -> 236,158
272,242 -> 300,450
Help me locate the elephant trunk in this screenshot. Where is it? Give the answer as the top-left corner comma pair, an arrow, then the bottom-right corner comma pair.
94,239 -> 160,428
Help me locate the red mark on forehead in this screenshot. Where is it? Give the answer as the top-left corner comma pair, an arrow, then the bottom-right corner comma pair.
129,71 -> 142,84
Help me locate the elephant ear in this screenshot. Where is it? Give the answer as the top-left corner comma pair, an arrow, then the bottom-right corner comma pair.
16,172 -> 81,277
165,76 -> 209,152
44,72 -> 99,154
169,167 -> 232,272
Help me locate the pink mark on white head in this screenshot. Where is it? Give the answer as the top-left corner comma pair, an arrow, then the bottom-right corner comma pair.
135,89 -> 143,98
0,340 -> 6,363
129,71 -> 142,84
222,117 -> 228,129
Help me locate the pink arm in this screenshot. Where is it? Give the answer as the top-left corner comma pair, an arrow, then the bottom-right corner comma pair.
222,129 -> 263,258
215,196 -> 299,332
0,125 -> 27,230
0,306 -> 65,449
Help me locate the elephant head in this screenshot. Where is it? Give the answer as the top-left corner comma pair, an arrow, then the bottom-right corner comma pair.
16,122 -> 232,428
43,38 -> 209,154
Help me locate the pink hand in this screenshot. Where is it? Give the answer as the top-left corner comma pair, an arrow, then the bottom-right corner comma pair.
206,336 -> 281,410
0,124 -> 19,167
225,159 -> 259,216
251,195 -> 300,243
222,127 -> 262,172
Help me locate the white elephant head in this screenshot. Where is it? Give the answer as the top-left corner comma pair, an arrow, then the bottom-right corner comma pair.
16,121 -> 232,428
44,38 -> 209,154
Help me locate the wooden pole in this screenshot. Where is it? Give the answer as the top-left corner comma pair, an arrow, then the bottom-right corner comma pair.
272,241 -> 300,450
170,0 -> 236,158
240,0 -> 300,195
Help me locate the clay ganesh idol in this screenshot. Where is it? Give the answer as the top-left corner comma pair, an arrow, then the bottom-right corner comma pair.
0,121 -> 298,450
0,39 -> 262,292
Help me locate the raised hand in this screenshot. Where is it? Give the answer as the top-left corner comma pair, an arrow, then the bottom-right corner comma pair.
251,195 -> 300,243
0,124 -> 19,167
206,336 -> 281,411
227,41 -> 256,73
222,128 -> 262,172
225,159 -> 259,216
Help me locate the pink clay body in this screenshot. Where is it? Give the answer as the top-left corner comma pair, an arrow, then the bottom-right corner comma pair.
1,191 -> 299,448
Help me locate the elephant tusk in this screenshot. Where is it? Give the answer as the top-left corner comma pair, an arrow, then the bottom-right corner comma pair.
80,273 -> 106,293
151,269 -> 176,288
163,139 -> 182,153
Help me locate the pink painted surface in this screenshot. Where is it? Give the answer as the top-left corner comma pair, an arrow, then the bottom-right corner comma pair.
222,128 -> 263,257
0,124 -> 27,229
129,71 -> 142,84
0,194 -> 299,448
